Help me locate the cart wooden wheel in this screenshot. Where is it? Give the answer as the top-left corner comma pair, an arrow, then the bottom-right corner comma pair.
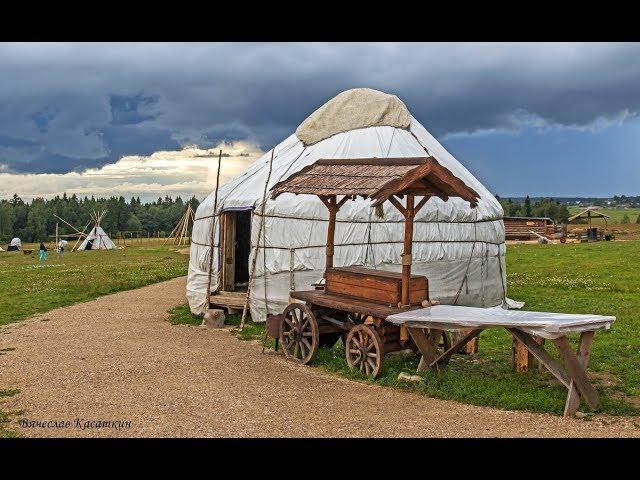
345,324 -> 384,378
280,303 -> 319,365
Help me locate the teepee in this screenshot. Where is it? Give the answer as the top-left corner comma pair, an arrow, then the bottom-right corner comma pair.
78,209 -> 117,250
165,203 -> 195,246
187,88 -> 506,321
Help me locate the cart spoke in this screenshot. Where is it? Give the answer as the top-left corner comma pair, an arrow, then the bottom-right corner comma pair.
301,337 -> 312,354
283,316 -> 294,328
300,317 -> 309,331
366,357 -> 377,370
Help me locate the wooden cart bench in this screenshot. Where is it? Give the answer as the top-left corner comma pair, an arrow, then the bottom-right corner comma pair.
386,305 -> 616,416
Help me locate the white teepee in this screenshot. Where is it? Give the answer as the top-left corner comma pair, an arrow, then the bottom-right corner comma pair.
78,210 -> 117,250
187,88 -> 506,320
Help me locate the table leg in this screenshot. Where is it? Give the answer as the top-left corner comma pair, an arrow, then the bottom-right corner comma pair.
408,328 -> 442,372
563,331 -> 595,416
507,329 -> 571,388
430,328 -> 484,370
553,334 -> 600,412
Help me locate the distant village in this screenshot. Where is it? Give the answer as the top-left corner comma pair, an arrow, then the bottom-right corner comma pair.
502,195 -> 640,209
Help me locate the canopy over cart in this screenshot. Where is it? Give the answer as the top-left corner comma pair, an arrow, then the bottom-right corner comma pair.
269,156 -> 479,376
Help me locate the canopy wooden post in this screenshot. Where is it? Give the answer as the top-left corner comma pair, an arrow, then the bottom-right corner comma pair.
401,194 -> 414,306
325,195 -> 337,272
319,195 -> 348,276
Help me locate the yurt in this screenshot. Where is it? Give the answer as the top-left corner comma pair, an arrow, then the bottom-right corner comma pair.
187,88 -> 506,321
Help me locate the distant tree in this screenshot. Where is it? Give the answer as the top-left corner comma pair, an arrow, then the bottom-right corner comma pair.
0,194 -> 204,240
125,213 -> 142,232
0,201 -> 15,240
524,195 -> 532,216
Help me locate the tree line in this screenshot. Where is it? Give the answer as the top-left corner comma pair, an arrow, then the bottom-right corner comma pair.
496,196 -> 570,224
0,194 -> 201,243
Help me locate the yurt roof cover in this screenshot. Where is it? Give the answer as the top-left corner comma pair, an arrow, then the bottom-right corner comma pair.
295,88 -> 411,146
270,157 -> 480,207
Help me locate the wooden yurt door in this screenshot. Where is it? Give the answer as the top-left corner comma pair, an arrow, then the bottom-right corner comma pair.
220,209 -> 252,292
220,212 -> 236,291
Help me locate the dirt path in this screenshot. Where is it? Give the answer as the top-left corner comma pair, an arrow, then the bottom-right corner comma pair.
1,277 -> 638,437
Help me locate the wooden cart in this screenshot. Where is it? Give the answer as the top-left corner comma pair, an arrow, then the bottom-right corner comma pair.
268,157 -> 480,377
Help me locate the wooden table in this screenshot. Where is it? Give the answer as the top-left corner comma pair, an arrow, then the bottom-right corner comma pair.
386,305 -> 615,416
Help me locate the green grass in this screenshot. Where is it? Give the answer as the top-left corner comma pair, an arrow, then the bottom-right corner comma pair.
167,304 -> 203,326
0,389 -> 20,438
168,240 -> 640,416
0,246 -> 188,326
167,305 -> 272,343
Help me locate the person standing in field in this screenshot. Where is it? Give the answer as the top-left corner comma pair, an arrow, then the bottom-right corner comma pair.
58,239 -> 68,260
39,241 -> 48,262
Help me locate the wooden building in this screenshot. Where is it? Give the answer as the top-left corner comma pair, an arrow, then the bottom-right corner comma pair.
503,216 -> 555,241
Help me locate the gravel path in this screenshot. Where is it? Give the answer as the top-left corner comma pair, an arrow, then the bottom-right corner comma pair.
1,276 -> 638,437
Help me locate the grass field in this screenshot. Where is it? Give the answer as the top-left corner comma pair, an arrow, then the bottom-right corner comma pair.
2,239 -> 639,418
0,245 -> 188,326
170,240 -> 640,416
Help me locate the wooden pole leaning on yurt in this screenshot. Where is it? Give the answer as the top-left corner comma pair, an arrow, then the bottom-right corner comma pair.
241,147 -> 275,330
204,150 -> 224,311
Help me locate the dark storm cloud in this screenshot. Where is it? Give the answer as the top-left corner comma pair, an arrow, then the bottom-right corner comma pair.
109,93 -> 160,125
2,42 -> 640,174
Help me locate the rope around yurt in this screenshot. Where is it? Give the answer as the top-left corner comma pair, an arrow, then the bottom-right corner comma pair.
204,150 -> 223,312
241,147 -> 275,330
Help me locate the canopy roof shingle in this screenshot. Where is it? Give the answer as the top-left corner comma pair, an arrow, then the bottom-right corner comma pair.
270,157 -> 480,208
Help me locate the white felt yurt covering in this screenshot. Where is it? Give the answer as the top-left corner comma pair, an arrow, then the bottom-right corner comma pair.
78,226 -> 117,250
187,88 -> 506,320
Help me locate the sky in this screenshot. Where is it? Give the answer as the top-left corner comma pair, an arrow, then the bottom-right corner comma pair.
1,42 -> 639,201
